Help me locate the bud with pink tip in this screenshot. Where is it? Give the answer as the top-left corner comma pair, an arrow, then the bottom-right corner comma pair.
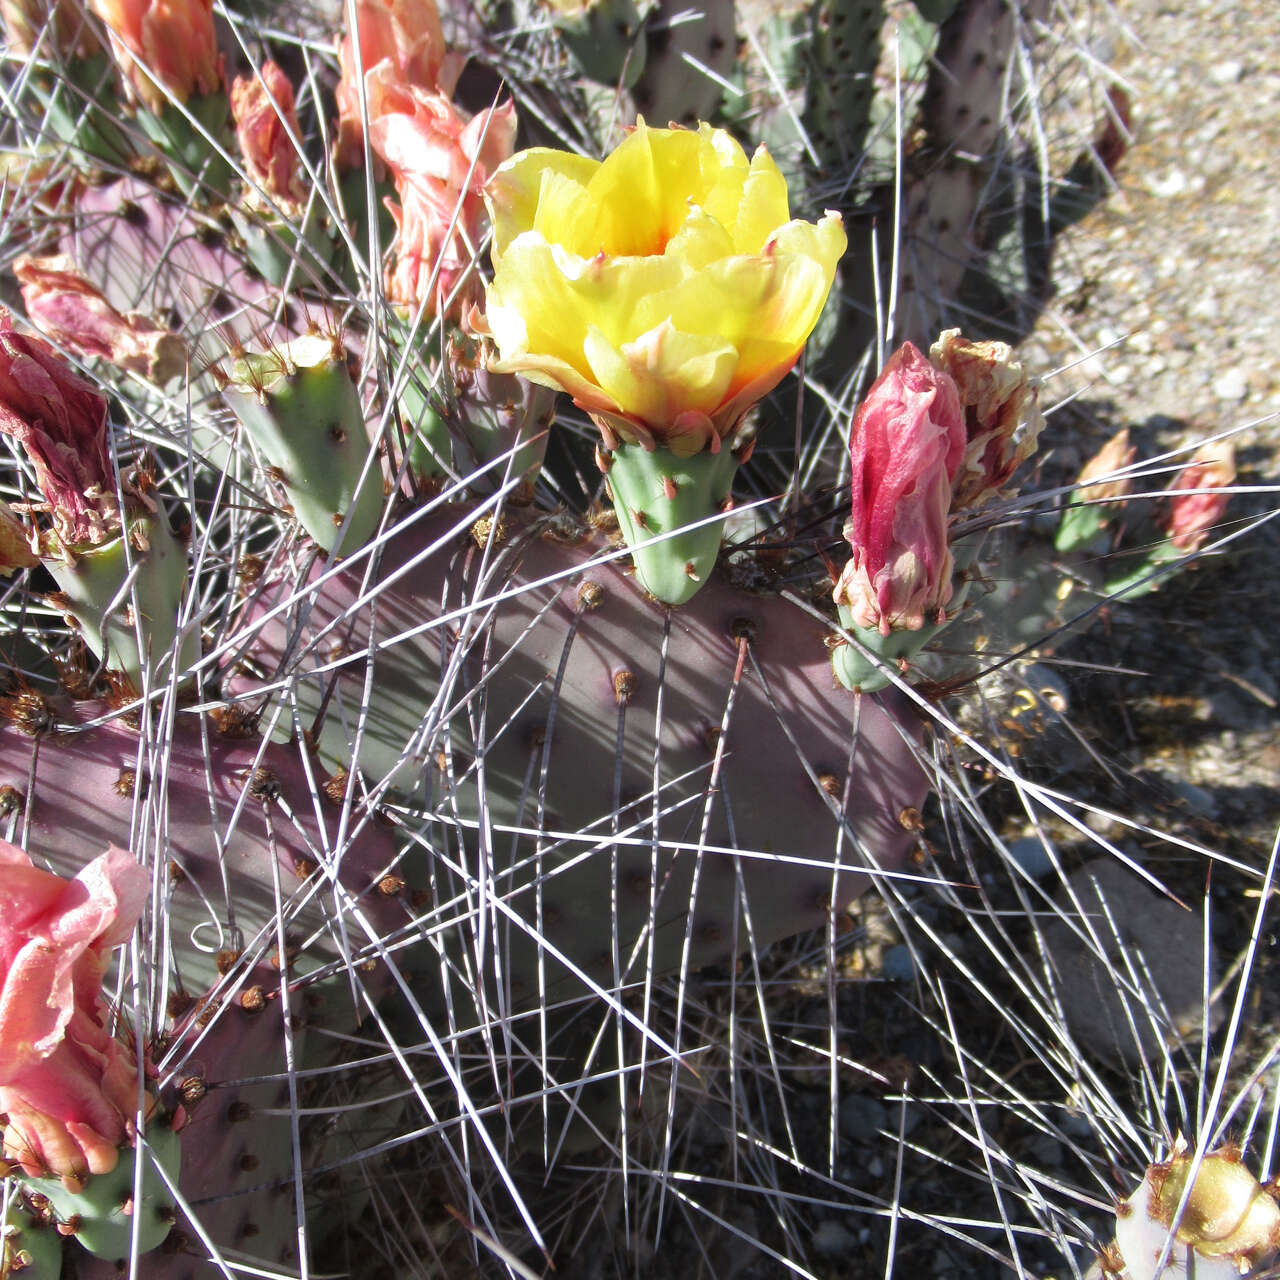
1055,427 -> 1137,552
1165,439 -> 1235,552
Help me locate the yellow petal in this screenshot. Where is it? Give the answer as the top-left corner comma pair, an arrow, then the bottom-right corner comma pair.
586,124 -> 708,256
487,147 -> 599,258
664,207 -> 735,270
732,145 -> 791,253
584,320 -> 738,427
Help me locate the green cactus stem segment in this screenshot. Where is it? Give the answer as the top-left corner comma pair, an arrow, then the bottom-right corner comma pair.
46,514 -> 193,692
601,437 -> 742,606
2,1196 -> 63,1278
1101,537 -> 1193,600
134,90 -> 234,201
22,1117 -> 181,1261
224,333 -> 383,555
1054,499 -> 1112,554
35,52 -> 133,166
230,201 -> 334,289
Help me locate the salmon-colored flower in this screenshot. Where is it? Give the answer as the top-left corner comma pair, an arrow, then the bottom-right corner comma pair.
1165,439 -> 1235,551
0,842 -> 150,1187
334,0 -> 459,171
0,309 -> 118,550
367,70 -> 515,322
15,254 -> 186,385
482,121 -> 846,458
87,0 -> 222,113
833,343 -> 966,634
231,61 -> 305,209
929,329 -> 1042,512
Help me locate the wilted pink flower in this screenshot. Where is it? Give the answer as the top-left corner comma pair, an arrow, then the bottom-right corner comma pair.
1075,427 -> 1136,503
1165,439 -> 1236,551
834,343 -> 966,634
0,309 -> 119,551
87,0 -> 222,113
15,255 -> 186,385
929,329 -> 1042,512
231,61 -> 306,208
334,0 -> 460,172
0,842 -> 150,1187
368,70 -> 516,323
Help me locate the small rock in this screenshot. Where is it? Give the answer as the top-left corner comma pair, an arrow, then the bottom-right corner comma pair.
839,1094 -> 888,1144
1040,860 -> 1216,1067
881,943 -> 916,982
1208,59 -> 1244,85
1006,836 -> 1056,880
1146,167 -> 1189,198
1212,368 -> 1248,401
811,1219 -> 856,1259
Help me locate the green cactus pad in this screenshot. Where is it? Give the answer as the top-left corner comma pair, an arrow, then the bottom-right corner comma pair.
1,1196 -> 63,1278
601,438 -> 741,606
24,1118 -> 181,1262
46,513 -> 194,692
225,333 -> 384,555
134,90 -> 234,201
551,0 -> 651,89
231,200 -> 335,289
36,52 -> 133,166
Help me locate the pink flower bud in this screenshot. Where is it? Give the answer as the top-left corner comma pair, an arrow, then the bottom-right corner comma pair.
334,0 -> 459,172
367,71 -> 516,323
88,0 -> 222,113
1075,427 -> 1136,503
1165,439 -> 1236,551
929,329 -> 1042,512
231,61 -> 306,209
0,842 -> 151,1187
15,255 -> 186,385
834,342 -> 966,634
0,309 -> 119,550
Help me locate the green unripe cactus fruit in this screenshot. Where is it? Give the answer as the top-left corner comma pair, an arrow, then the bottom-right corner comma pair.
599,437 -> 744,605
22,1118 -> 181,1262
223,332 -> 384,554
46,512 -> 194,693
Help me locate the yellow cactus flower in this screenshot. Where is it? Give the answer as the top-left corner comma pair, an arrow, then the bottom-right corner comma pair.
482,121 -> 846,459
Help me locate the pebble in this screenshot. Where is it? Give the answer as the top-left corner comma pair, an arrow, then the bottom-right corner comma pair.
839,1094 -> 888,1144
1211,367 -> 1248,400
1006,836 -> 1056,880
1208,59 -> 1244,84
881,943 -> 917,982
1039,860 -> 1216,1066
811,1219 -> 856,1258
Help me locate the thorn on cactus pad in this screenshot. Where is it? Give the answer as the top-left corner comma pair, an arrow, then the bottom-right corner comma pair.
239,986 -> 267,1013
246,767 -> 280,803
577,580 -> 604,610
215,949 -> 242,976
613,669 -> 636,705
226,1102 -> 252,1124
0,783 -> 24,814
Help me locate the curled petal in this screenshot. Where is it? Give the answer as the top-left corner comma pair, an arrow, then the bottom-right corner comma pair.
231,61 -> 305,208
1166,439 -> 1235,551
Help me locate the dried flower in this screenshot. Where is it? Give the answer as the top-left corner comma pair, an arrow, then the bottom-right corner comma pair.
334,0 -> 459,171
1,0 -> 100,58
0,500 -> 37,574
0,309 -> 119,551
929,328 -> 1042,512
367,69 -> 516,323
482,121 -> 846,458
0,842 -> 150,1187
1075,427 -> 1136,504
231,61 -> 305,209
1165,439 -> 1235,552
87,0 -> 222,113
833,343 -> 966,634
15,255 -> 186,385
